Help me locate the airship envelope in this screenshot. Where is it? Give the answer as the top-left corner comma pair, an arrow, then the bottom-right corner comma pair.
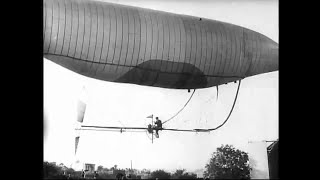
43,0 -> 278,89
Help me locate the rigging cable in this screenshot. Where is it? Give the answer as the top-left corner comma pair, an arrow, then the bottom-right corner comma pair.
75,80 -> 241,133
206,79 -> 242,131
216,86 -> 219,101
163,89 -> 196,125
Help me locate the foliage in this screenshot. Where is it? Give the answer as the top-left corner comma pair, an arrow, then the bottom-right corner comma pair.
173,169 -> 185,178
172,169 -> 197,179
97,165 -> 104,172
43,161 -> 66,179
65,167 -> 75,175
150,169 -> 171,179
96,172 -> 114,179
43,161 -> 84,179
204,144 -> 251,179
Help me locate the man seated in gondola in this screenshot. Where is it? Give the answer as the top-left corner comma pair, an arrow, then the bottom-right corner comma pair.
154,117 -> 162,138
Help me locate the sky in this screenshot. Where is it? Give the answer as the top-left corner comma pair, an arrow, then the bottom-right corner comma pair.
43,0 -> 278,173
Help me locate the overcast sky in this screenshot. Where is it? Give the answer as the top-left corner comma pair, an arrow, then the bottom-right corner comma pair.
43,0 -> 278,173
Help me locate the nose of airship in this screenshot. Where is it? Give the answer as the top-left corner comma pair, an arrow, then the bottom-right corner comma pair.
247,33 -> 278,77
265,38 -> 278,73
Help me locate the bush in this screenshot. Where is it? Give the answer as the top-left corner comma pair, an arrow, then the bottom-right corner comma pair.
171,169 -> 197,179
43,161 -> 64,179
150,169 -> 171,179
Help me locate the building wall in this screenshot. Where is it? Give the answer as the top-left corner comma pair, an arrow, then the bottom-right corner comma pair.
248,141 -> 270,179
84,163 -> 96,173
268,141 -> 279,179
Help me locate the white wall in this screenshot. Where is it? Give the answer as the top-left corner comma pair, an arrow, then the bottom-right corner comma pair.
247,141 -> 270,179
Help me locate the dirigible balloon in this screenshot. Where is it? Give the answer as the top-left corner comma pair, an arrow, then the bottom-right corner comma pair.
43,0 -> 278,89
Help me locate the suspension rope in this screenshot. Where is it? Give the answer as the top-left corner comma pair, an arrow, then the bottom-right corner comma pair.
206,79 -> 242,131
163,89 -> 196,125
76,80 -> 241,134
216,86 -> 219,101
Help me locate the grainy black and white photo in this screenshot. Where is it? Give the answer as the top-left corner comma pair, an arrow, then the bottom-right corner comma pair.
43,0 -> 278,179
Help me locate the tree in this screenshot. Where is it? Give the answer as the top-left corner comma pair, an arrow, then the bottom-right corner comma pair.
97,165 -> 104,172
172,169 -> 185,178
150,169 -> 171,179
65,167 -> 75,174
181,172 -> 197,179
204,144 -> 251,179
59,163 -> 68,173
111,164 -> 118,171
172,169 -> 197,179
95,166 -> 113,179
43,161 -> 64,179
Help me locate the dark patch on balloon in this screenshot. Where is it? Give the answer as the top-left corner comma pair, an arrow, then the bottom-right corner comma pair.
115,60 -> 208,89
